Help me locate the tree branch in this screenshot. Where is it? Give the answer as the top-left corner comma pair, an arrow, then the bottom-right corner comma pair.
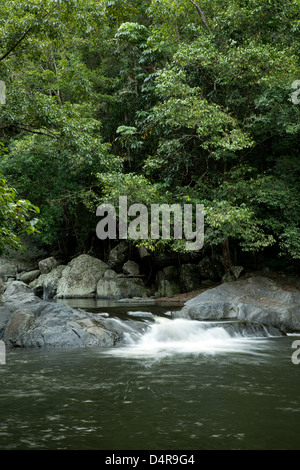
0,9 -> 54,62
17,125 -> 58,139
189,0 -> 212,34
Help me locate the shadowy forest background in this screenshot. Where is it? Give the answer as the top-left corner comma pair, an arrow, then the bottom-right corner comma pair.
0,0 -> 299,276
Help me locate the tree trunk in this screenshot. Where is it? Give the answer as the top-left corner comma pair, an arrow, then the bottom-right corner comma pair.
222,238 -> 232,272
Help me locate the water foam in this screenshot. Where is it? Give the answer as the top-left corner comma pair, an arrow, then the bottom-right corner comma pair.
109,317 -> 272,358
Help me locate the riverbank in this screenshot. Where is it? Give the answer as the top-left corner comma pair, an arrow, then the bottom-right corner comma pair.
1,245 -> 299,347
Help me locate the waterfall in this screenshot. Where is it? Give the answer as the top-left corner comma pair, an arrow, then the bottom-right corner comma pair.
104,314 -> 284,358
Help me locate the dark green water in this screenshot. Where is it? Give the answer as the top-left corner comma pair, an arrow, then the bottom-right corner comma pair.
0,301 -> 299,450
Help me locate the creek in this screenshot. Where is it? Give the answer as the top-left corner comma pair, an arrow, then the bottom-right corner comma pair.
0,299 -> 299,450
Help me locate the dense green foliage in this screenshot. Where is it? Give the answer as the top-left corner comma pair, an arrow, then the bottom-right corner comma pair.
0,142 -> 39,255
0,0 -> 299,269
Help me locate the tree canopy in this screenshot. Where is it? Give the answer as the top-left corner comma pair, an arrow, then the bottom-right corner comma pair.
0,0 -> 299,270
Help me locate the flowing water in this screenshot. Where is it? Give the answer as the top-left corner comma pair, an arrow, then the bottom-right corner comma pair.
0,300 -> 300,450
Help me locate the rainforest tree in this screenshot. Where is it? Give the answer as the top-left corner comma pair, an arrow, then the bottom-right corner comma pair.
0,0 -> 299,268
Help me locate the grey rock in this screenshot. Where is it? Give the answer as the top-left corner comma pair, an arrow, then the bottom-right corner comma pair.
20,270 -> 41,284
3,310 -> 35,346
104,269 -> 118,278
173,275 -> 300,333
0,285 -> 122,348
30,265 -> 66,299
107,242 -> 129,271
0,259 -> 17,280
3,280 -> 34,300
56,254 -> 109,298
122,260 -> 140,277
38,257 -> 58,274
97,276 -> 151,299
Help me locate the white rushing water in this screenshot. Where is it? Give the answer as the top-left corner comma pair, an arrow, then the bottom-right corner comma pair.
108,316 -> 274,358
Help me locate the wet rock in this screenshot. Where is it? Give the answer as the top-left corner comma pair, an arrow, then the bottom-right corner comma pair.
0,282 -> 121,348
174,275 -> 300,333
3,310 -> 35,346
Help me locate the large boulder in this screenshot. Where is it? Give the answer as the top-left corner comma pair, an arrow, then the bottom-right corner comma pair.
56,254 -> 109,298
0,281 -> 122,348
3,280 -> 34,300
97,272 -> 151,299
173,275 -> 300,333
